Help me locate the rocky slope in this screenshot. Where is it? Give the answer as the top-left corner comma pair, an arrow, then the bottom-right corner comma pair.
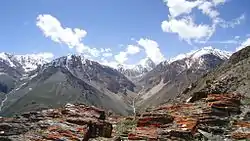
0,55 -> 136,116
179,45 -> 250,102
0,103 -> 113,141
136,47 -> 232,110
124,93 -> 250,140
0,52 -> 51,94
1,93 -> 250,140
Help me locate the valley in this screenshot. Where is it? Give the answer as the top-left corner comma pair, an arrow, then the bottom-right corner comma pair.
0,47 -> 232,116
1,46 -> 250,140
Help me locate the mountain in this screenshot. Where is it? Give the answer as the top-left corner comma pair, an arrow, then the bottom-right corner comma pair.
136,47 -> 232,110
0,52 -> 51,93
0,47 -> 233,116
14,54 -> 51,72
117,57 -> 156,81
0,52 -> 51,73
0,55 -> 136,116
179,45 -> 250,102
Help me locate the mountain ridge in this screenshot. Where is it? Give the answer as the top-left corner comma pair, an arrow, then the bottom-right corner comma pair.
135,47 -> 232,110
0,47 -> 234,116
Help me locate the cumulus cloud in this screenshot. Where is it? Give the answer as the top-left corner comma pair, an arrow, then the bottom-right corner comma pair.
163,0 -> 202,18
114,45 -> 141,64
100,60 -> 119,69
34,52 -> 54,59
198,1 -> 219,19
212,0 -> 226,6
36,14 -> 110,58
36,14 -> 87,48
100,48 -> 111,53
161,0 -> 244,44
236,38 -> 250,51
162,17 -> 213,43
137,38 -> 165,64
102,52 -> 113,57
126,45 -> 141,54
115,52 -> 128,64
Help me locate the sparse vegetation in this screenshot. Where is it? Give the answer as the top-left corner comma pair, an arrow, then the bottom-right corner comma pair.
115,118 -> 137,137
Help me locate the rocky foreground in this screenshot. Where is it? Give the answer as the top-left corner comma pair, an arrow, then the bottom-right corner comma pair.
1,93 -> 250,141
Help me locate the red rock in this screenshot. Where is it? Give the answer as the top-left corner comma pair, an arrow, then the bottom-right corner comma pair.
45,133 -> 62,140
137,113 -> 173,127
47,125 -> 60,132
233,121 -> 250,128
174,116 -> 198,134
128,127 -> 158,140
232,132 -> 250,139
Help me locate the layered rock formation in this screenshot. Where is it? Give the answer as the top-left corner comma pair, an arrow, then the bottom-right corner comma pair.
123,93 -> 250,140
1,93 -> 250,140
0,104 -> 113,141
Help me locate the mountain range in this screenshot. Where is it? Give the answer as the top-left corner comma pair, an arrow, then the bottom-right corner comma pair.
0,47 -> 236,116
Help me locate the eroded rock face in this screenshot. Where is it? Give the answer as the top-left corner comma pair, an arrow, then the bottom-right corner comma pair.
125,93 -> 250,140
1,93 -> 250,140
0,104 -> 113,141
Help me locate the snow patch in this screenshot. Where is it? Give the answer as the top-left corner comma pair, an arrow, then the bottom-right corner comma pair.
0,52 -> 16,67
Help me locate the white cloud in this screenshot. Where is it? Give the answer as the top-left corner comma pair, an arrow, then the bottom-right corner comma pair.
126,45 -> 140,55
102,52 -> 113,57
212,0 -> 226,6
36,14 -> 105,58
234,36 -> 240,39
219,14 -> 245,28
163,0 -> 202,18
161,0 -> 244,44
137,38 -> 165,64
100,48 -> 111,53
236,38 -> 250,51
198,40 -> 238,44
198,1 -> 219,19
100,59 -> 119,69
35,52 -> 54,59
114,52 -> 128,64
36,14 -> 86,48
114,45 -> 141,64
161,17 -> 213,43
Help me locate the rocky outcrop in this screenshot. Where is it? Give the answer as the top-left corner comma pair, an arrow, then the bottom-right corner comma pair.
124,93 -> 250,140
0,104 -> 113,141
1,93 -> 250,140
182,46 -> 250,105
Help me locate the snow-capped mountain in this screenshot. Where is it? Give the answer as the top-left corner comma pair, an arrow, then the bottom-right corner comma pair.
0,54 -> 136,116
38,54 -> 135,93
137,47 -> 232,109
14,55 -> 52,72
0,53 -> 22,68
0,52 -> 52,73
168,46 -> 232,66
117,57 -> 156,81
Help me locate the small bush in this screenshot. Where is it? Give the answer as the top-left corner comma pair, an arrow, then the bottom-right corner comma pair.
115,119 -> 137,136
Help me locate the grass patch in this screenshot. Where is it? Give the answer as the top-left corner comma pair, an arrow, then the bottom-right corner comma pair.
115,118 -> 137,137
241,98 -> 250,105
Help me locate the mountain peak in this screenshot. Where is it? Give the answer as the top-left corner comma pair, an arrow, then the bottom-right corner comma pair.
169,47 -> 232,64
116,58 -> 156,80
0,52 -> 16,67
190,46 -> 232,60
14,54 -> 51,72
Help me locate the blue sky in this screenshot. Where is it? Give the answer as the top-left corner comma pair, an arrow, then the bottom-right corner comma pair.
0,0 -> 250,67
